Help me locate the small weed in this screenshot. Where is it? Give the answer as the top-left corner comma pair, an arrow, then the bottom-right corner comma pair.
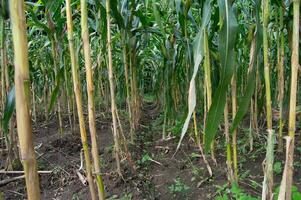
249,180 -> 261,190
294,161 -> 301,169
274,185 -> 301,200
71,193 -> 80,200
273,161 -> 282,175
240,170 -> 250,179
38,160 -> 47,170
168,178 -> 190,198
215,183 -> 259,200
108,193 -> 133,200
183,152 -> 203,178
296,147 -> 301,154
138,153 -> 152,165
144,93 -> 156,102
104,145 -> 114,154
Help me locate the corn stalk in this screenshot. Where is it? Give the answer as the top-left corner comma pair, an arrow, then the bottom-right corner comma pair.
261,0 -> 275,199
65,0 -> 97,199
10,0 -> 41,199
278,0 -> 300,199
80,0 -> 105,198
277,3 -> 285,152
106,0 -> 122,176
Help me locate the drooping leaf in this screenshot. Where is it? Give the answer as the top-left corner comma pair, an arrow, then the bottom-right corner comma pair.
230,0 -> 262,134
230,31 -> 262,133
204,0 -> 238,152
175,0 -> 211,154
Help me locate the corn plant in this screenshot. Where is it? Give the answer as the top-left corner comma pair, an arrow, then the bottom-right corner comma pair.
0,0 -> 300,199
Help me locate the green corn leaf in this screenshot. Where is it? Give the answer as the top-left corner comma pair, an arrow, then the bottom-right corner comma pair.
175,0 -> 211,154
94,0 -> 107,48
111,0 -> 125,29
152,1 -> 165,36
230,0 -> 262,134
230,63 -> 256,134
175,0 -> 181,14
2,86 -> 15,136
230,32 -> 262,134
174,0 -> 185,35
134,9 -> 150,28
204,0 -> 238,152
48,67 -> 64,113
27,8 -> 51,36
48,85 -> 59,114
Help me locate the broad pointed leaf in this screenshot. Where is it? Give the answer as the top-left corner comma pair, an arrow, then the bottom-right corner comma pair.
175,0 -> 211,154
204,0 -> 238,152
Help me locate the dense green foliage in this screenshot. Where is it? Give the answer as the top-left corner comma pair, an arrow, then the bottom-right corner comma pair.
1,0 -> 301,199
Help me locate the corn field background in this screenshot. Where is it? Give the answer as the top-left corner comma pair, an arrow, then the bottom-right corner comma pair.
0,0 -> 301,199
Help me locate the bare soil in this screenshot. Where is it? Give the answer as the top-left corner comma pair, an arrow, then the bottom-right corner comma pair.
1,103 -> 301,199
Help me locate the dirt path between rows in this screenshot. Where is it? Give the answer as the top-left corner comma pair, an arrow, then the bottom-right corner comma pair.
1,102 -> 301,199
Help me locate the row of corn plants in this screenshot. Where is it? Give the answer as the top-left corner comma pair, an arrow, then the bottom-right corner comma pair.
0,0 -> 300,199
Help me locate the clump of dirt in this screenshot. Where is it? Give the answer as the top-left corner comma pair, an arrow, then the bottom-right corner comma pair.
49,137 -> 82,156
